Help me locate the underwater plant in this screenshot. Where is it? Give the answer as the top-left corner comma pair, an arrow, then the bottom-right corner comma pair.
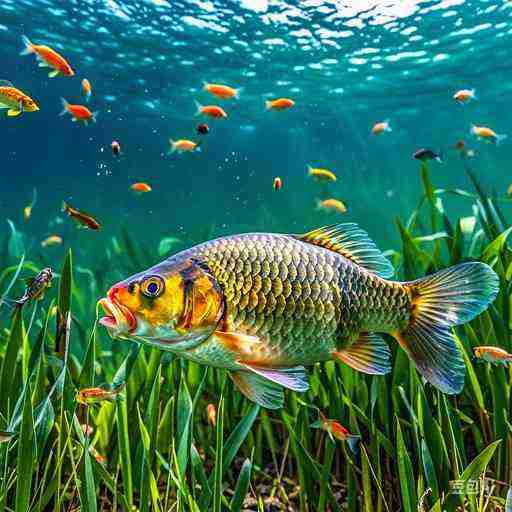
0,163 -> 512,511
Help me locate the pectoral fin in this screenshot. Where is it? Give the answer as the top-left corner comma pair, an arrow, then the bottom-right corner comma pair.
230,370 -> 283,409
333,332 -> 391,375
7,109 -> 21,117
215,330 -> 262,355
48,69 -> 60,78
240,362 -> 309,392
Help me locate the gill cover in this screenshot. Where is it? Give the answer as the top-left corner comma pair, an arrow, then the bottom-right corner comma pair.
174,258 -> 225,337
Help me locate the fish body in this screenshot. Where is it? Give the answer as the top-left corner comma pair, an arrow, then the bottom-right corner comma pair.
311,413 -> 360,452
62,201 -> 101,230
413,149 -> 443,163
207,403 -> 217,426
372,120 -> 391,135
0,80 -> 39,117
169,139 -> 201,153
76,386 -> 122,405
15,267 -> 53,307
273,177 -> 282,190
195,101 -> 227,118
21,36 -> 74,77
197,123 -> 209,135
308,166 -> 337,182
453,89 -> 475,103
470,124 -> 507,145
131,182 -> 152,193
203,82 -> 239,99
99,223 -> 499,409
474,346 -> 512,364
60,98 -> 97,125
317,198 -> 347,214
41,235 -> 63,247
0,430 -> 15,443
82,79 -> 92,101
265,98 -> 295,111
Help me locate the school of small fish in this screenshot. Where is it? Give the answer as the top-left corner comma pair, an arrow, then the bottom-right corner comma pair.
3,31 -> 509,432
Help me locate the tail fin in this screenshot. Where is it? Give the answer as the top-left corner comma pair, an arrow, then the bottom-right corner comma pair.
346,435 -> 361,454
394,262 -> 499,394
59,98 -> 69,116
495,133 -> 508,146
20,35 -> 34,56
265,100 -> 272,110
92,111 -> 99,123
194,100 -> 203,116
168,139 -> 177,154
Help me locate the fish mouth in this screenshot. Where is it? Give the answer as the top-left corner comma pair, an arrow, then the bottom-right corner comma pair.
98,296 -> 136,335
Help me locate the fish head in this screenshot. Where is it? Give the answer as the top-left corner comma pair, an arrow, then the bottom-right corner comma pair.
23,97 -> 39,112
98,257 -> 224,352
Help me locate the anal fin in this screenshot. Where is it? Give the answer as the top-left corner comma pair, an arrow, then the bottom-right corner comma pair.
230,370 -> 283,409
333,332 -> 391,375
7,109 -> 21,117
240,362 -> 309,392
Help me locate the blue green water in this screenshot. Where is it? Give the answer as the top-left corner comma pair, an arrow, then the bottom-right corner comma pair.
1,0 -> 511,264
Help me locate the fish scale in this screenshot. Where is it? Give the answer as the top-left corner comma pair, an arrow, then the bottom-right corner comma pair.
188,233 -> 404,365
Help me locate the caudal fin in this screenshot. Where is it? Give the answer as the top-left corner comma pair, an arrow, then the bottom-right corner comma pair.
59,98 -> 69,116
394,262 -> 499,394
20,35 -> 34,56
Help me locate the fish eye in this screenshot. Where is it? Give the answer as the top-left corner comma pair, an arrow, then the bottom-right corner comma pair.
140,276 -> 164,298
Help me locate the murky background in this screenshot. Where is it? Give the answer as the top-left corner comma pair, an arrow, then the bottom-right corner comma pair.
1,0 -> 511,262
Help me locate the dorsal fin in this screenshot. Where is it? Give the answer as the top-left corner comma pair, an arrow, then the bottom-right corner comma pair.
296,223 -> 394,278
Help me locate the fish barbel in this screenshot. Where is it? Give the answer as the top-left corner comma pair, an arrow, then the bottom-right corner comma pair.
99,223 -> 499,409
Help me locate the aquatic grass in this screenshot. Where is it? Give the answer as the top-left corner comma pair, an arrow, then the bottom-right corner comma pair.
1,162 -> 512,510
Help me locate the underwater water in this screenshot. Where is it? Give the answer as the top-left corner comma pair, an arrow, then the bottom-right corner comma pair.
4,3 -> 512,511
2,0 -> 512,263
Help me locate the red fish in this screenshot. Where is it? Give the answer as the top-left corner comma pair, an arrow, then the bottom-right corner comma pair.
21,36 -> 74,77
60,98 -> 97,125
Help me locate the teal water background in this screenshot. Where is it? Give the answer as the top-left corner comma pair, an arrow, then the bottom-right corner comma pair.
1,0 -> 512,265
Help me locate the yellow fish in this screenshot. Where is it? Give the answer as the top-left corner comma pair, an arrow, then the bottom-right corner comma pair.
317,198 -> 347,214
308,166 -> 337,182
98,223 -> 499,409
0,80 -> 39,117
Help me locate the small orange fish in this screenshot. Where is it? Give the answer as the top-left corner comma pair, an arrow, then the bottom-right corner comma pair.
207,403 -> 217,427
41,235 -> 63,247
265,98 -> 295,111
23,188 -> 37,222
21,36 -> 74,77
60,98 -> 97,125
317,198 -> 347,214
273,177 -> 282,190
62,201 -> 101,230
308,166 -> 337,182
82,78 -> 92,102
470,124 -> 507,145
0,80 -> 39,117
169,139 -> 201,153
372,120 -> 392,135
195,101 -> 227,118
89,447 -> 106,463
311,412 -> 360,452
203,82 -> 240,99
131,182 -> 152,193
474,346 -> 512,364
453,89 -> 476,103
76,386 -> 122,405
